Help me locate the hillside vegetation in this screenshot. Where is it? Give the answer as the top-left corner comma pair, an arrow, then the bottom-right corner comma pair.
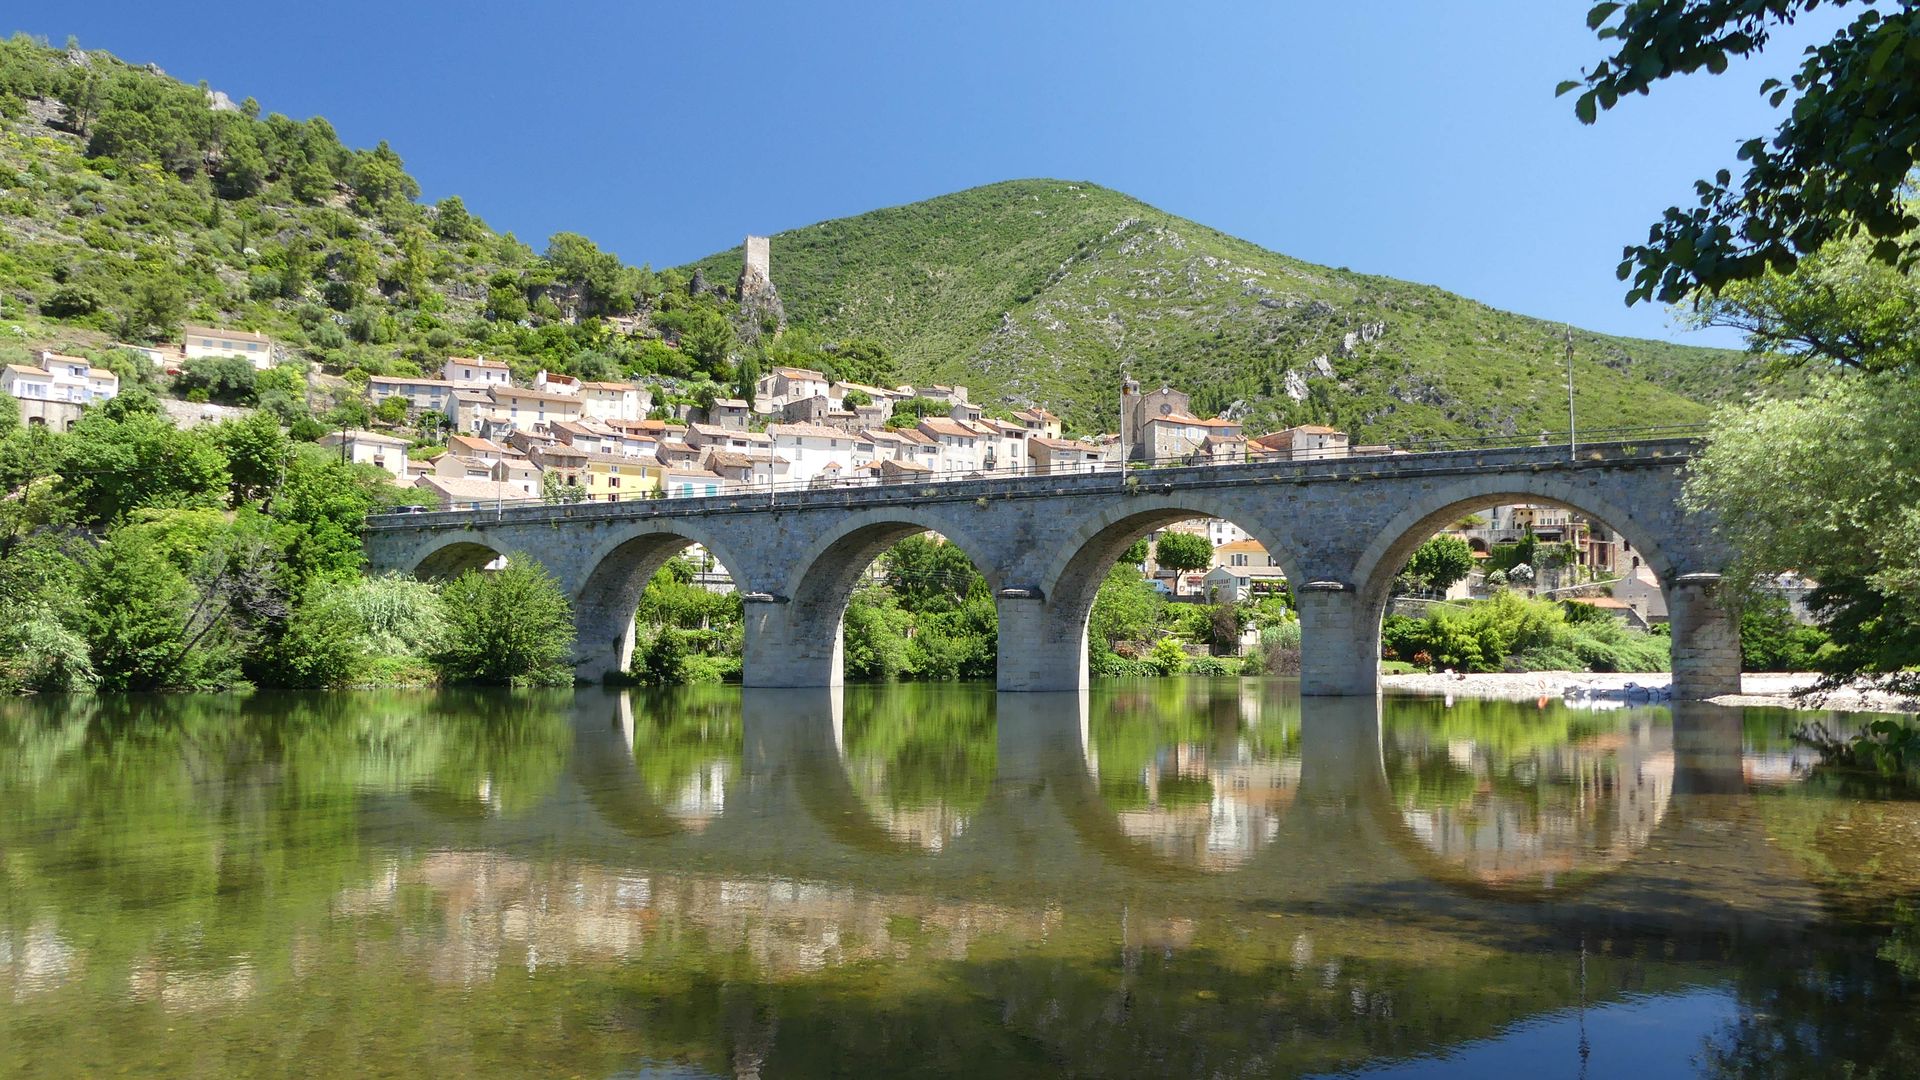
691,180 -> 1763,439
0,35 -> 740,393
0,34 -> 1758,443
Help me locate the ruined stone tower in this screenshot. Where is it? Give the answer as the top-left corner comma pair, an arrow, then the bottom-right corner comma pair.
736,234 -> 785,340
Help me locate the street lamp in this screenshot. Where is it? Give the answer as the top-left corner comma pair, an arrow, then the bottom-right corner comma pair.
1119,372 -> 1139,480
1565,324 -> 1577,461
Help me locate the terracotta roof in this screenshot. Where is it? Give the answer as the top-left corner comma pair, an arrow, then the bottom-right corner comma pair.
767,422 -> 850,440
773,366 -> 826,380
448,435 -> 505,453
3,364 -> 48,377
1031,436 -> 1102,453
580,380 -> 633,392
1215,539 -> 1269,555
916,417 -> 979,438
414,475 -> 523,502
449,356 -> 509,369
703,450 -> 758,469
368,376 -> 454,388
711,397 -> 748,408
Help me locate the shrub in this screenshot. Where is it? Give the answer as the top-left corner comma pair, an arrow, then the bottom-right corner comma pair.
433,555 -> 576,685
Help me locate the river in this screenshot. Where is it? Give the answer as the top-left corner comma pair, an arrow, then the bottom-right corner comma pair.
1,680 -> 1916,1077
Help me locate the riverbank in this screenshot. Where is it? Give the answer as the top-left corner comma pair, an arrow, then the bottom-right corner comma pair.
1381,671 -> 1920,714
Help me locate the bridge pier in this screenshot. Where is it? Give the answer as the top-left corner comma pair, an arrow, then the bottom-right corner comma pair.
995,596 -> 1089,692
1669,573 -> 1742,700
1296,585 -> 1381,697
741,599 -> 843,688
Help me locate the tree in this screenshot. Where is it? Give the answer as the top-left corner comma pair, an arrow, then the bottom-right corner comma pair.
1404,535 -> 1476,594
680,310 -> 736,376
176,353 -> 258,404
882,534 -> 985,612
1566,1 -> 1920,303
1685,230 -> 1920,373
540,469 -> 586,504
212,412 -> 290,506
122,274 -> 186,341
1154,531 -> 1213,576
1685,371 -> 1920,689
60,411 -> 229,526
433,555 -> 576,685
374,394 -> 410,426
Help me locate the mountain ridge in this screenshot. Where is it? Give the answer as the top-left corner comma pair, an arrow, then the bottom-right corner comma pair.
688,178 -> 1756,440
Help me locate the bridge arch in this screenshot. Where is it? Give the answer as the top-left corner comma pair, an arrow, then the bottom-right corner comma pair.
1349,475 -> 1679,605
1005,496 -> 1308,692
572,519 -> 757,683
1330,470 -> 1736,699
749,509 -> 1003,688
409,536 -> 509,580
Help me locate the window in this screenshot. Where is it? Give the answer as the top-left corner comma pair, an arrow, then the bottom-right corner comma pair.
1232,554 -> 1248,567
608,477 -> 620,489
609,493 -> 620,503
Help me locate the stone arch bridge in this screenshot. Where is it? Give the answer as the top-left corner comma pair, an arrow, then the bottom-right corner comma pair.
364,436 -> 1741,698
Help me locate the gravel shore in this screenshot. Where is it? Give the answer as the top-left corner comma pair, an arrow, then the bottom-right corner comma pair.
1380,670 -> 1919,714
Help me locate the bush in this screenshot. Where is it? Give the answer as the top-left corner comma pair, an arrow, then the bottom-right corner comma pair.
433,555 -> 576,685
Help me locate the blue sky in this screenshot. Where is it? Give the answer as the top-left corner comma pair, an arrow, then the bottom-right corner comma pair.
14,2 -> 1844,346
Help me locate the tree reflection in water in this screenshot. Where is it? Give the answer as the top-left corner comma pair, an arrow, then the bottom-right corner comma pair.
840,684 -> 997,850
1086,677 -> 1301,870
1382,697 -> 1676,890
1,686 -> 1918,1077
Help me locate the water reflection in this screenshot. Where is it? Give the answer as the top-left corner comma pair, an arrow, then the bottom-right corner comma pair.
1,685 -> 1917,1077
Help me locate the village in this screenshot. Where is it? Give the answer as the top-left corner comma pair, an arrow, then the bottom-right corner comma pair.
0,289 -> 1681,632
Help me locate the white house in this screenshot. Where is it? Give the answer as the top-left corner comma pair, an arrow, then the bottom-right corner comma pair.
2,356 -> 111,430
442,356 -> 512,387
182,325 -> 275,370
367,376 -> 455,414
915,417 -> 986,475
662,467 -> 729,499
317,428 -> 412,482
578,380 -> 645,422
1028,435 -> 1105,475
766,422 -> 874,484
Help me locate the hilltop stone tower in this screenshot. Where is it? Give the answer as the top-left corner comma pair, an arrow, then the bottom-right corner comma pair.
736,234 -> 786,340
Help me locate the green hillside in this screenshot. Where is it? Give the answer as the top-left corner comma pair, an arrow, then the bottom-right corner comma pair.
0,34 -> 1757,444
690,180 -> 1763,441
0,34 -> 740,399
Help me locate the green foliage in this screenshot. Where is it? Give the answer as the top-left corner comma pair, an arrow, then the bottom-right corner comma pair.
80,528 -> 225,690
60,409 -> 229,525
686,179 -> 1748,437
433,555 -> 576,685
1740,592 -> 1832,673
1403,534 -> 1476,594
1567,2 -> 1920,304
1685,372 -> 1920,690
1383,592 -> 1669,674
1686,231 -> 1920,374
1153,531 -> 1212,575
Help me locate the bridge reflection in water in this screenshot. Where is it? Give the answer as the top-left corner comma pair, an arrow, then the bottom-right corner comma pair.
537,685 -> 1808,928
8,684 -> 1909,1078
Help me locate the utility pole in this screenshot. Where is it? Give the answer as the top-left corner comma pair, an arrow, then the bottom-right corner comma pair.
1565,324 -> 1577,462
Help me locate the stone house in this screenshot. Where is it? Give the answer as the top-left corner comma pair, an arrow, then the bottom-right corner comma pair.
317,428 -> 411,482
